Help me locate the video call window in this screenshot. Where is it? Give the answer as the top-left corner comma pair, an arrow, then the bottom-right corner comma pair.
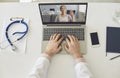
39,3 -> 88,24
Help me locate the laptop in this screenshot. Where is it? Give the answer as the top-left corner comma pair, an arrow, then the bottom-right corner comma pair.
38,3 -> 88,54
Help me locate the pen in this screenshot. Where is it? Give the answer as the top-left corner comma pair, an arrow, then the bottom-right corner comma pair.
110,55 -> 120,60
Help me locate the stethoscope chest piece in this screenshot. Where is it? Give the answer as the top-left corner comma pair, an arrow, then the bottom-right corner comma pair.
12,45 -> 17,51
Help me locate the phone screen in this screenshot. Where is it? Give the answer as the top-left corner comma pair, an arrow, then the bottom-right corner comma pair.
90,32 -> 99,45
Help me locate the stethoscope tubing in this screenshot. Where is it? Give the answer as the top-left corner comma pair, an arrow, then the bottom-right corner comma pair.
5,20 -> 28,47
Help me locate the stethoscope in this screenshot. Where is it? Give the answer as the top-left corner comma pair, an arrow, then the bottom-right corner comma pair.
0,18 -> 28,51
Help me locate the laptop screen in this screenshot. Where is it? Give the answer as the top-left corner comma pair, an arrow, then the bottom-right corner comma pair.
38,3 -> 88,25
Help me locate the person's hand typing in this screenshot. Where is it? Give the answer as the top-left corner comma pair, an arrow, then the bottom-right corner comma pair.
44,33 -> 64,57
64,35 -> 83,59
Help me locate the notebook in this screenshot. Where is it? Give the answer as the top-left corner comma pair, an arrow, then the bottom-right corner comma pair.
106,27 -> 120,54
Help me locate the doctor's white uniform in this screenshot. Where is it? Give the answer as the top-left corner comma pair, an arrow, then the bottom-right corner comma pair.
27,54 -> 92,78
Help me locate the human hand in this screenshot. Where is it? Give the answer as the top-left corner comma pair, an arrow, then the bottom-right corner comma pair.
69,10 -> 75,22
44,34 -> 64,57
64,35 -> 83,59
70,10 -> 74,17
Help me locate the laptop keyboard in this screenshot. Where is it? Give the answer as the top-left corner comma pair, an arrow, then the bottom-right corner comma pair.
43,28 -> 84,41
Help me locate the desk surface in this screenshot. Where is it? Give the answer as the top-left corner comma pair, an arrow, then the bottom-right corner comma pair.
0,2 -> 120,78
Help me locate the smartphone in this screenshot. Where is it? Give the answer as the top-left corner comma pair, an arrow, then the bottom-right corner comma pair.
90,32 -> 100,47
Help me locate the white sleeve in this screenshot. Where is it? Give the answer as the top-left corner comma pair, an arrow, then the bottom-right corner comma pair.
75,62 -> 92,78
27,56 -> 50,78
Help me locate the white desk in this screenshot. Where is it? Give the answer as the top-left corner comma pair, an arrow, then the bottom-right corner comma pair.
0,2 -> 120,78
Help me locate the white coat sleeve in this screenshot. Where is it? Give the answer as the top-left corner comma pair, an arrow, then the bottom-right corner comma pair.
75,62 -> 92,78
27,56 -> 50,78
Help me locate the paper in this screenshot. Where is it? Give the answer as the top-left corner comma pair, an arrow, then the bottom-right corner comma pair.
0,17 -> 29,53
